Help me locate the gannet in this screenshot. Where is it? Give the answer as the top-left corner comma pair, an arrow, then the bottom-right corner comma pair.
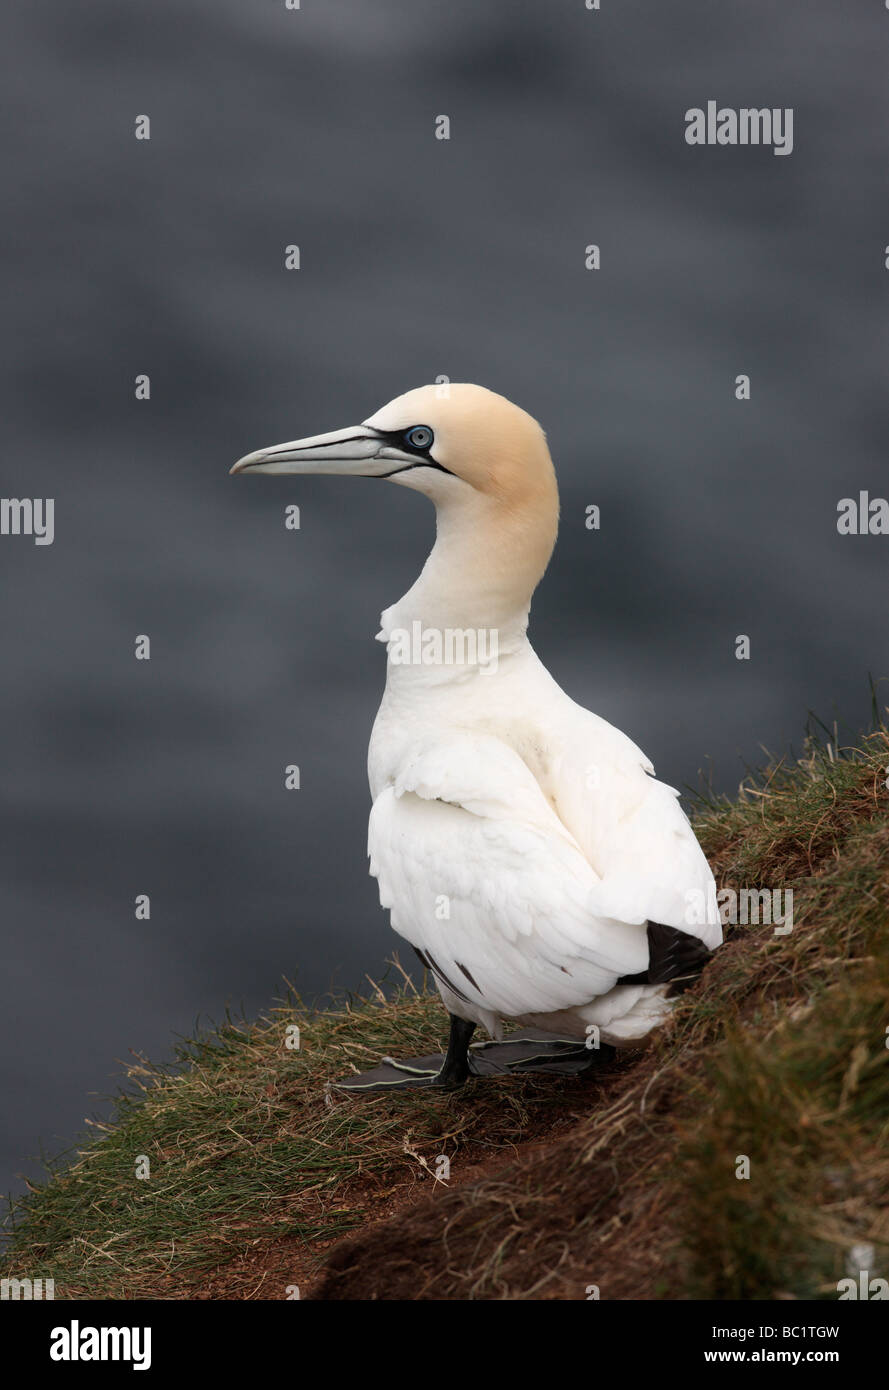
232,384 -> 721,1087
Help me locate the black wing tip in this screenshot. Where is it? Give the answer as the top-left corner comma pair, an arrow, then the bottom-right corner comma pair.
617,920 -> 713,994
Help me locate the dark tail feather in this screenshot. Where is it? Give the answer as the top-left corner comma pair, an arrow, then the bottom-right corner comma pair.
617,920 -> 712,996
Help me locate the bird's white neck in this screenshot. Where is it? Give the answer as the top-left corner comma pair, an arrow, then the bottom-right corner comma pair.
378,485 -> 559,679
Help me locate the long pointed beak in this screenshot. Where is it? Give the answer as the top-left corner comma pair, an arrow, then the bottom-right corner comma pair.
230,424 -> 415,478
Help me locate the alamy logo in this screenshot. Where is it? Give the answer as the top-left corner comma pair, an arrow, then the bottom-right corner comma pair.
838,1245 -> 887,1299
1,497 -> 54,545
685,102 -> 793,156
388,621 -> 499,675
837,492 -> 889,535
50,1320 -> 152,1371
1,1276 -> 54,1300
685,886 -> 794,936
837,1270 -> 888,1300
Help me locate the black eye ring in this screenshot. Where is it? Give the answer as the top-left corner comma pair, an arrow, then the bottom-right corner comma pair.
405,425 -> 434,451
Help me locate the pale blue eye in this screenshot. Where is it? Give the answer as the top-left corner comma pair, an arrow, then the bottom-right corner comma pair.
405,425 -> 433,451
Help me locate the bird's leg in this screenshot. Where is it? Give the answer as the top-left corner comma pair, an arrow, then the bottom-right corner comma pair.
435,1014 -> 476,1088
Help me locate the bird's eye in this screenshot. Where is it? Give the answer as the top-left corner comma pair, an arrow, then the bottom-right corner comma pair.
405,425 -> 434,451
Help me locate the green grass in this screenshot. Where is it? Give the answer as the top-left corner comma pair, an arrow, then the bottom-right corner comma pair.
1,984 -> 426,1295
3,722 -> 888,1300
673,727 -> 889,1299
0,970 -> 589,1298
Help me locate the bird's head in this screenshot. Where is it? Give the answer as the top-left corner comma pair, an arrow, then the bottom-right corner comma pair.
231,383 -> 558,519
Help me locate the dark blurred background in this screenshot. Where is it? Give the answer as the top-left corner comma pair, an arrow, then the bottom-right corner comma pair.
1,0 -> 887,1207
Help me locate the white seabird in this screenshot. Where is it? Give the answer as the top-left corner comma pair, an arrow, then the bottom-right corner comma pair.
232,384 -> 721,1087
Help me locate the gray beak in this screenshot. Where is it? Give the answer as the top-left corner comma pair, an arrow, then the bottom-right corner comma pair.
230,424 -> 420,477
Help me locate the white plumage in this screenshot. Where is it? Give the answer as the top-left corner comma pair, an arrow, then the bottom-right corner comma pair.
233,383 -> 721,1051
368,643 -> 719,1043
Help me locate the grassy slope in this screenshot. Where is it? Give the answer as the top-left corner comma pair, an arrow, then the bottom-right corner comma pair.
3,728 -> 888,1300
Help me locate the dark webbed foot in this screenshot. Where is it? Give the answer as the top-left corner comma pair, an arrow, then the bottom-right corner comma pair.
332,1019 -> 614,1094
